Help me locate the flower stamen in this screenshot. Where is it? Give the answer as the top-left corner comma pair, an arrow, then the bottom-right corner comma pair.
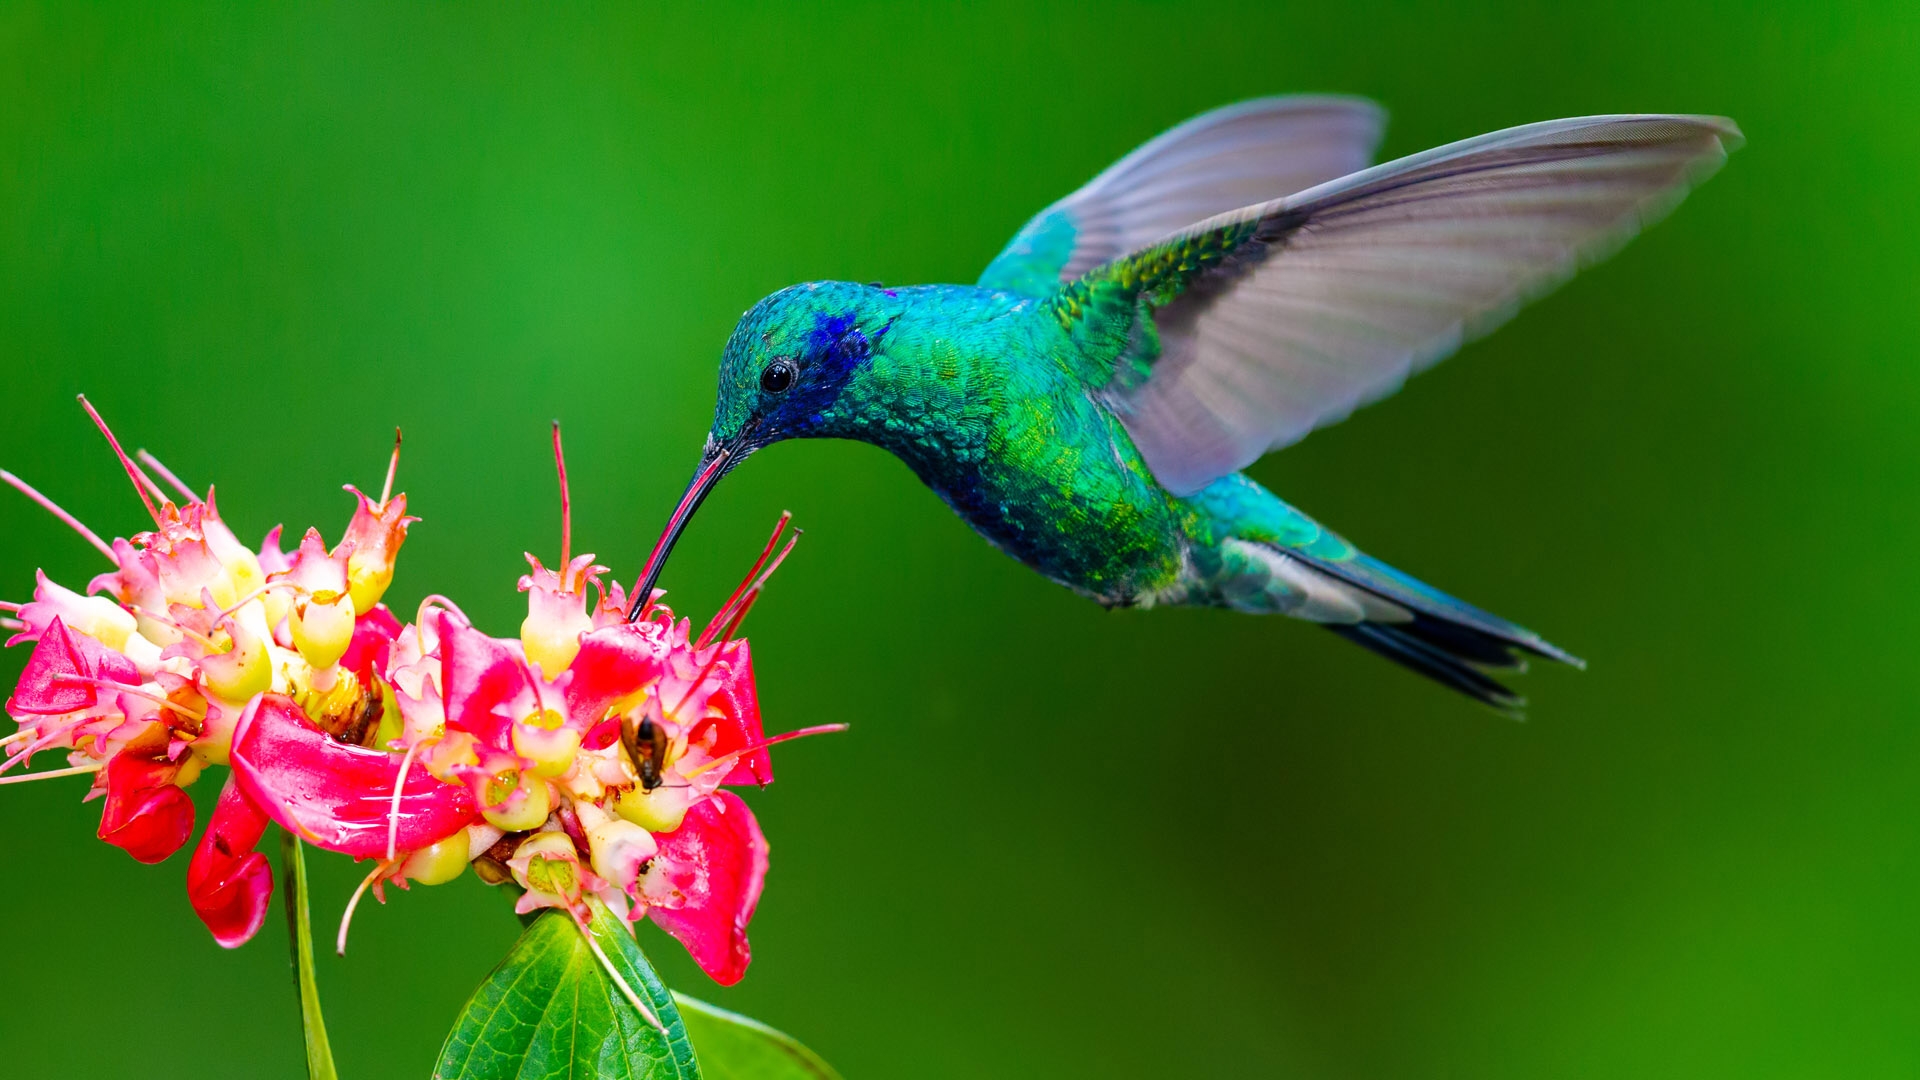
124,605 -> 223,651
698,512 -> 791,649
571,910 -> 665,1033
78,394 -> 165,527
414,594 -> 472,651
0,763 -> 102,786
135,449 -> 201,504
378,428 -> 402,508
386,736 -> 434,862
214,581 -> 300,623
552,420 -> 572,569
0,718 -> 90,773
0,469 -> 117,562
680,723 -> 849,779
52,675 -> 209,721
708,528 -> 801,650
335,857 -> 397,956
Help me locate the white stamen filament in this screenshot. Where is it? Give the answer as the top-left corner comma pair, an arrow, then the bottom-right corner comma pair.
0,763 -> 102,786
414,594 -> 471,652
0,717 -> 91,773
336,859 -> 395,956
213,580 -> 301,623
386,738 -> 433,862
573,912 -> 664,1033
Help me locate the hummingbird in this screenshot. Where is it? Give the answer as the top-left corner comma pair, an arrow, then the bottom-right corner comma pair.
627,98 -> 1741,713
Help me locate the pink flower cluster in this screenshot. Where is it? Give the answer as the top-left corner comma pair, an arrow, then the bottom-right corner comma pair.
3,402 -> 828,986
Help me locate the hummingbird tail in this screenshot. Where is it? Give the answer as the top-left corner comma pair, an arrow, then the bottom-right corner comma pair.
1326,617 -> 1531,716
1295,547 -> 1586,716
1185,474 -> 1583,713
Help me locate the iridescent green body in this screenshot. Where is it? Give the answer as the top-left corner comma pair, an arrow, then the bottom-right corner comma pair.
713,281 -> 1373,614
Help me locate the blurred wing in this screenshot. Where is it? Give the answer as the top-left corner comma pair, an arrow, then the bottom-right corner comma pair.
1094,114 -> 1742,495
977,96 -> 1385,296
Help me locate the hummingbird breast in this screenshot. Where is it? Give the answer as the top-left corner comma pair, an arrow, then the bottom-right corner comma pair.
853,289 -> 1192,605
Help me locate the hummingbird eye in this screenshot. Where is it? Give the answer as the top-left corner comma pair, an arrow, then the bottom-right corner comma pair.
760,360 -> 796,394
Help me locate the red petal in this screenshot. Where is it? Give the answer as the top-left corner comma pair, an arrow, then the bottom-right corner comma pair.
647,792 -> 768,986
229,694 -> 478,857
437,611 -> 528,746
705,641 -> 770,787
6,617 -> 139,715
101,785 -> 196,864
186,776 -> 273,948
339,603 -> 403,683
97,725 -> 194,863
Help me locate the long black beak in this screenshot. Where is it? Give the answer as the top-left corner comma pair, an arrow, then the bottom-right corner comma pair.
625,440 -> 737,622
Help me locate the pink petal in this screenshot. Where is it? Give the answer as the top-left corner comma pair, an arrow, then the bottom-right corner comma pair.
562,622 -> 672,722
6,617 -> 140,715
339,603 -> 403,683
186,776 -> 273,948
437,611 -> 532,747
646,792 -> 768,986
703,641 -> 770,787
229,694 -> 478,857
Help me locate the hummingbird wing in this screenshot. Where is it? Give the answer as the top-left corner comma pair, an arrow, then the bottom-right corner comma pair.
977,96 -> 1385,296
1076,114 -> 1741,496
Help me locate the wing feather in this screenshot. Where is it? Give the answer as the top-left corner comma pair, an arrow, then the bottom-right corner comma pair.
1096,114 -> 1741,495
978,96 -> 1386,295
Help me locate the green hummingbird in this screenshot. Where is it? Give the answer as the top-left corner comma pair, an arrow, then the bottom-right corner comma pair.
629,98 -> 1740,712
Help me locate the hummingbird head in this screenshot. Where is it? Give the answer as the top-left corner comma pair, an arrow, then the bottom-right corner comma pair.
628,281 -> 900,620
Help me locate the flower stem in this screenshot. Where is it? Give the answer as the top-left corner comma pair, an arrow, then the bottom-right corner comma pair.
280,832 -> 341,1080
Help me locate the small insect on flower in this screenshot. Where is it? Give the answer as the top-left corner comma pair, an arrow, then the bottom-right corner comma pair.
3,402 -> 842,998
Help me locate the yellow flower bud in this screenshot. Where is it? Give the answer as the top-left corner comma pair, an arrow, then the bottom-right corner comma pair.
512,709 -> 581,779
512,831 -> 584,899
401,831 -> 471,886
200,621 -> 271,704
481,770 -> 552,832
290,591 -> 356,670
613,783 -> 690,834
344,556 -> 393,616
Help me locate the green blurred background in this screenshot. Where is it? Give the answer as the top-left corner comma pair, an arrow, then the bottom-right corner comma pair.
2,3 -> 1915,1077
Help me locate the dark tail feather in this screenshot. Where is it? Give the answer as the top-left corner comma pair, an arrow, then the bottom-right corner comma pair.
1327,617 -> 1528,716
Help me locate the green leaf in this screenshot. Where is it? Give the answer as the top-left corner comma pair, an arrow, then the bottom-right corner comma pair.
675,996 -> 844,1080
280,832 -> 339,1080
434,898 -> 699,1079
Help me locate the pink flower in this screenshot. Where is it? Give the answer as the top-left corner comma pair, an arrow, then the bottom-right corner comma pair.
3,404 -> 838,988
